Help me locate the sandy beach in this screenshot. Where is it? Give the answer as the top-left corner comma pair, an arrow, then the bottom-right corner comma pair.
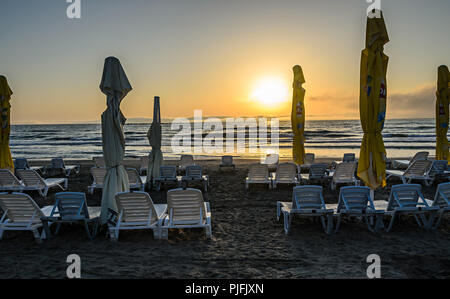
0,158 -> 448,279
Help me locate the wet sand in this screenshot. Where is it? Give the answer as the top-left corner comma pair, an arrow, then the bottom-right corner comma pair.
0,158 -> 449,279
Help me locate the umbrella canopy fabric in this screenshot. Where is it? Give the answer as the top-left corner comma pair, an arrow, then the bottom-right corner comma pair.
99,57 -> 132,224
291,65 -> 306,165
357,11 -> 389,190
436,65 -> 450,163
147,96 -> 164,182
0,76 -> 14,171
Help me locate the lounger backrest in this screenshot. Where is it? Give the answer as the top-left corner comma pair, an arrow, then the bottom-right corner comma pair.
263,154 -> 279,165
51,158 -> 65,169
338,186 -> 372,212
16,169 -> 46,188
160,166 -> 177,179
180,155 -> 194,168
343,153 -> 356,162
140,156 -> 149,168
304,153 -> 315,164
433,182 -> 450,208
221,156 -> 233,166
411,152 -> 429,164
248,164 -> 269,180
309,164 -> 328,179
91,167 -> 107,185
0,193 -> 44,223
0,170 -> 22,187
54,192 -> 89,220
275,163 -> 297,180
388,184 -> 423,210
292,186 -> 324,210
429,160 -> 448,177
333,162 -> 356,183
167,188 -> 206,224
14,158 -> 29,170
185,165 -> 203,179
115,192 -> 158,223
403,160 -> 432,177
126,168 -> 141,185
93,156 -> 106,168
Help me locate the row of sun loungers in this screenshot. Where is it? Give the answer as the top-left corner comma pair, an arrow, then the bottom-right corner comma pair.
14,158 -> 80,177
277,183 -> 449,235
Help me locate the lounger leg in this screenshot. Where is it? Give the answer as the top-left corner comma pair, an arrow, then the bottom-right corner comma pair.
83,220 -> 93,240
431,210 -> 444,230
205,225 -> 212,239
413,214 -> 424,228
54,223 -> 62,235
375,215 -> 385,232
33,229 -> 43,244
385,214 -> 396,232
108,226 -> 117,242
326,214 -> 334,234
283,212 -> 290,235
334,215 -> 342,233
276,202 -> 281,221
153,228 -> 160,240
161,228 -> 168,240
0,228 -> 4,240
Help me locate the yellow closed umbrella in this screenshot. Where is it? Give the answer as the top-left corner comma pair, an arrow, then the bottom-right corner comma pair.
0,76 -> 14,171
357,12 -> 389,190
435,65 -> 450,163
291,65 -> 306,165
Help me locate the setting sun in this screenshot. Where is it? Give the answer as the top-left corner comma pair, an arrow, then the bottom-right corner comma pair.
250,77 -> 289,106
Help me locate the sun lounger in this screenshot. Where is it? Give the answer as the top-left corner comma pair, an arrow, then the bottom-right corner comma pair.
328,186 -> 385,233
245,163 -> 272,190
424,182 -> 450,230
88,167 -> 106,194
0,170 -> 24,192
386,160 -> 433,186
272,163 -> 299,189
40,192 -> 100,240
179,155 -> 195,172
219,155 -> 235,171
428,160 -> 449,181
161,188 -> 212,239
392,151 -> 429,169
107,191 -> 167,241
0,192 -> 54,243
181,165 -> 209,191
45,158 -> 80,177
154,166 -> 180,191
277,186 -> 334,234
92,156 -> 106,168
139,156 -> 149,175
17,169 -> 68,197
14,158 -> 44,173
300,163 -> 331,185
330,162 -> 360,190
343,153 -> 356,162
262,153 -> 279,172
373,184 -> 440,232
126,168 -> 146,191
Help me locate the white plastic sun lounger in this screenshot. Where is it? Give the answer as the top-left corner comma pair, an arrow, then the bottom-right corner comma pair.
392,151 -> 429,169
154,166 -> 180,191
300,163 -> 331,185
126,168 -> 146,191
219,155 -> 235,171
92,156 -> 106,168
426,182 -> 450,230
277,186 -> 334,235
386,160 -> 433,186
272,163 -> 299,189
45,158 -> 80,177
343,153 -> 356,163
161,188 -> 212,240
88,167 -> 107,194
181,165 -> 209,191
245,164 -> 272,190
0,170 -> 25,192
328,186 -> 385,233
330,162 -> 359,190
0,192 -> 54,243
373,184 -> 439,232
428,160 -> 449,181
299,153 -> 315,172
179,155 -> 195,172
17,169 -> 68,197
139,156 -> 149,175
107,191 -> 167,241
14,158 -> 45,173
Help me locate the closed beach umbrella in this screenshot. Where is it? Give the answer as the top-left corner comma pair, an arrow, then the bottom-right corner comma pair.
357,11 -> 389,189
147,96 -> 163,183
0,76 -> 14,171
435,65 -> 450,163
99,57 -> 132,224
291,65 -> 306,165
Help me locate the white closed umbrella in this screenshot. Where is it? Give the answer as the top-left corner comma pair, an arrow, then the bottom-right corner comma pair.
99,57 -> 132,224
147,96 -> 163,183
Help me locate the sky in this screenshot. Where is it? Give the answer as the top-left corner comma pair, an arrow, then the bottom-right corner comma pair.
1,0 -> 449,124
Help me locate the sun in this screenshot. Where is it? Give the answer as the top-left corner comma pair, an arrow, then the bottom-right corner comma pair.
250,77 -> 289,106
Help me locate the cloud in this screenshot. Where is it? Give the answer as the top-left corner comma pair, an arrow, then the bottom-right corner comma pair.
388,85 -> 436,119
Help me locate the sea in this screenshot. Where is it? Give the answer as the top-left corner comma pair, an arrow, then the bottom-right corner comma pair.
9,118 -> 440,161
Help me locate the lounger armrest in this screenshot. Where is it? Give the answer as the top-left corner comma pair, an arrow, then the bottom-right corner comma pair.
204,202 -> 211,213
